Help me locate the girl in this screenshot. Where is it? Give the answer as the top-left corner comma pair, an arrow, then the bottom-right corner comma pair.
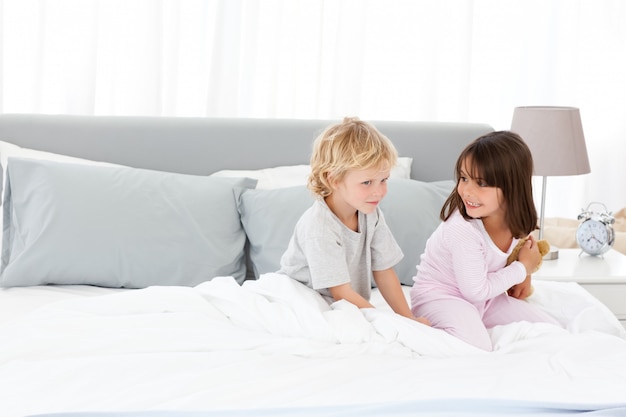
279,117 -> 429,325
410,130 -> 559,350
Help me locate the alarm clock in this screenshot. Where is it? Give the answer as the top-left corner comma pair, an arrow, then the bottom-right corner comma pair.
576,202 -> 615,256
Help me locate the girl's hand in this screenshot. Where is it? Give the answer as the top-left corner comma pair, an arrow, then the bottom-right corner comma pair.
507,275 -> 534,299
517,236 -> 541,275
412,316 -> 431,326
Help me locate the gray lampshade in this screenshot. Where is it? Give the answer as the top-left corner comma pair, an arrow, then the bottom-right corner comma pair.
511,106 -> 591,176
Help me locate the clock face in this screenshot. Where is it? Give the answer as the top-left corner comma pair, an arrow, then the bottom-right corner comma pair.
576,219 -> 611,255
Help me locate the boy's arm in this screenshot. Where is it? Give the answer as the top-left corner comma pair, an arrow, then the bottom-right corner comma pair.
328,283 -> 375,308
373,268 -> 430,325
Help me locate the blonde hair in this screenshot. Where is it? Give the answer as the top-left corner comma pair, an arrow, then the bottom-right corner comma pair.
308,117 -> 398,197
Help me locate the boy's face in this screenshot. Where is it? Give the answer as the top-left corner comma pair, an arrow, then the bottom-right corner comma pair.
329,166 -> 390,216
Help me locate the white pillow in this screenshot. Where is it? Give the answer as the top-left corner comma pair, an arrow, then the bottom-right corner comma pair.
212,164 -> 311,190
0,140 -> 117,199
0,140 -> 116,169
392,156 -> 413,179
211,157 -> 413,189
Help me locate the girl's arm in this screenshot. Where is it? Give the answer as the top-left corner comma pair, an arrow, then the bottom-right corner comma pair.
507,237 -> 541,299
373,268 -> 430,325
445,219 -> 529,302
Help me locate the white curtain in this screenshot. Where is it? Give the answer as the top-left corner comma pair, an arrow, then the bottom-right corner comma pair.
1,0 -> 625,218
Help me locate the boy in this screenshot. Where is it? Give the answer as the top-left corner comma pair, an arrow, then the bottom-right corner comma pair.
279,117 -> 429,325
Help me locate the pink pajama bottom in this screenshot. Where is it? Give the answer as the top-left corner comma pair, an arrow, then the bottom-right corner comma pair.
412,293 -> 561,351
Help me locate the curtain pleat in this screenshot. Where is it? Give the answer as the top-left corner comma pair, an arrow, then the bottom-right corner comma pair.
0,0 -> 625,217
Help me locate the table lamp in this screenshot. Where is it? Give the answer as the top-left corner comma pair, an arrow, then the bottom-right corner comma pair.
510,106 -> 591,260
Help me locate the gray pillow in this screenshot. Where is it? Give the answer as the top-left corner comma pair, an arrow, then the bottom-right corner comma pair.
0,158 -> 256,288
238,186 -> 314,279
237,178 -> 454,285
381,179 -> 454,285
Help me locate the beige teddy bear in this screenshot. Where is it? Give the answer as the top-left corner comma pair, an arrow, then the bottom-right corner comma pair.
506,237 -> 550,273
505,237 -> 550,298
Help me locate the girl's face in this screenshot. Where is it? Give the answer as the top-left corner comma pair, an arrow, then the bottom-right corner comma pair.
328,166 -> 390,218
457,158 -> 505,220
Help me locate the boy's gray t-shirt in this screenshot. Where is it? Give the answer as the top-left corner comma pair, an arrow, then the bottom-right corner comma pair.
278,198 -> 403,302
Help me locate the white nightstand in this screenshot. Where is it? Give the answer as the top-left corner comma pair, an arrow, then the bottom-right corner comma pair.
533,248 -> 626,328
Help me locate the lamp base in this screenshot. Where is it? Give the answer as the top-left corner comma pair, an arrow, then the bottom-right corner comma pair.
543,246 -> 559,260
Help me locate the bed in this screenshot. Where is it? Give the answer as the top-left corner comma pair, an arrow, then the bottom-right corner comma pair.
0,114 -> 625,417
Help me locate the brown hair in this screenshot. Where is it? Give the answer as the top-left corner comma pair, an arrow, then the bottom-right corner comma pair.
440,130 -> 537,238
308,117 -> 397,197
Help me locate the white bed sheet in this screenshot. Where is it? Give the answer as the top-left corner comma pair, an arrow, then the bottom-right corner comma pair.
1,275 -> 625,417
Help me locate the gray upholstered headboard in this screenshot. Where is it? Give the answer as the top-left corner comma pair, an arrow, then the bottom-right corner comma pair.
0,114 -> 493,182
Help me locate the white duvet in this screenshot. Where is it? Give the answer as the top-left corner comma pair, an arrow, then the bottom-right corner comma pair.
1,274 -> 625,417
